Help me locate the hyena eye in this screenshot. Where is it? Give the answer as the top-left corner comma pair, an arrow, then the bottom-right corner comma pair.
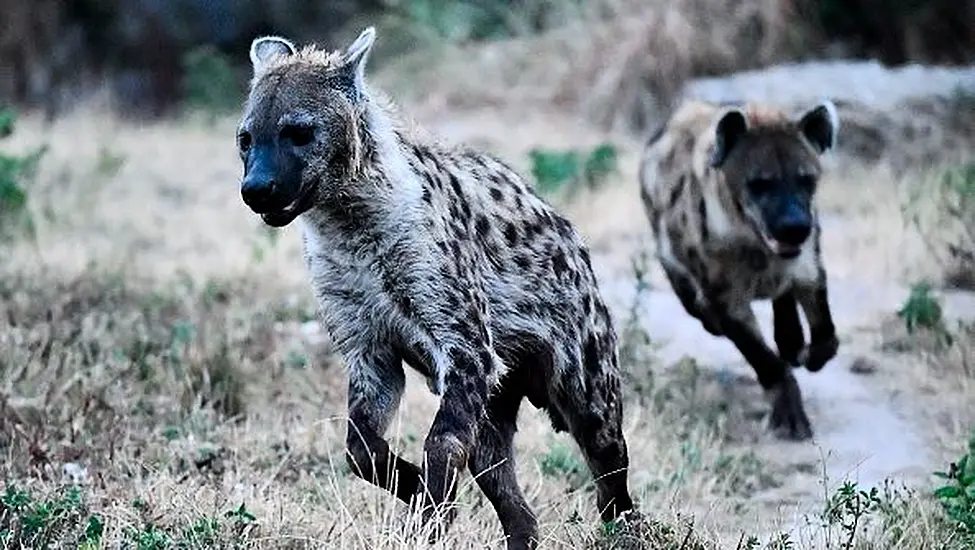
281,124 -> 315,147
746,178 -> 775,195
237,131 -> 252,152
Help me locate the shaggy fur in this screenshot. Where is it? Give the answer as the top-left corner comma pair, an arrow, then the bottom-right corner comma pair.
638,99 -> 841,440
236,28 -> 634,548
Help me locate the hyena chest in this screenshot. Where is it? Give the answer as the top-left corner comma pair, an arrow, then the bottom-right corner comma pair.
706,245 -> 793,302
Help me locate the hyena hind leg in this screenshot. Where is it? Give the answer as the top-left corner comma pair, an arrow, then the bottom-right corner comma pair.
773,290 -> 805,366
561,367 -> 634,522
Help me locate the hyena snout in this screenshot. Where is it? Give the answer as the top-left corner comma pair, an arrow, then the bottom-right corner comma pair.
763,200 -> 812,256
769,215 -> 811,246
240,173 -> 279,212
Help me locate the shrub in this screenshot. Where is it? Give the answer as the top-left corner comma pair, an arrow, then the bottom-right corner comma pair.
528,142 -> 618,196
904,162 -> 975,289
180,45 -> 244,116
0,107 -> 45,240
934,431 -> 975,538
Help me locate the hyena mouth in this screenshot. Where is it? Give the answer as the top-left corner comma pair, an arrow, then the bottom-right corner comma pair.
260,187 -> 315,227
759,230 -> 802,259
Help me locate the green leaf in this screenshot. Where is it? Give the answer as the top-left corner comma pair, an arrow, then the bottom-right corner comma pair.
83,514 -> 105,543
935,485 -> 964,499
0,108 -> 15,138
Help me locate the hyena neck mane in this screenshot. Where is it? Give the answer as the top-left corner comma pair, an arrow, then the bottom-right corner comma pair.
303,88 -> 427,248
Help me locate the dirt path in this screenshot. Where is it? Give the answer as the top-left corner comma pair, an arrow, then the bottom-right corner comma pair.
588,228 -> 975,539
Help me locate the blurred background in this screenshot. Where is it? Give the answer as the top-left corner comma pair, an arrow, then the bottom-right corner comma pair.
2,0 -> 973,120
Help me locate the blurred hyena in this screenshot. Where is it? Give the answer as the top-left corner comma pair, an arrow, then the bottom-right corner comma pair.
236,27 -> 635,548
639,99 -> 841,441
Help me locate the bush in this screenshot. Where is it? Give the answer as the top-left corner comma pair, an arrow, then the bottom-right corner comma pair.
180,45 -> 245,116
904,162 -> 975,289
528,142 -> 618,196
934,431 -> 975,538
0,108 -> 45,240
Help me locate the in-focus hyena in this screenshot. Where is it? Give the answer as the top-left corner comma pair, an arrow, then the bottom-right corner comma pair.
237,27 -> 635,548
638,99 -> 841,440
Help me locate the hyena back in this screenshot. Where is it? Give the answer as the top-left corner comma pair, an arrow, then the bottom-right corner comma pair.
237,28 -> 634,548
639,99 -> 841,440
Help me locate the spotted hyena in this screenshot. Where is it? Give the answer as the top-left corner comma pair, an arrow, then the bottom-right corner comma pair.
236,27 -> 635,547
638,99 -> 841,440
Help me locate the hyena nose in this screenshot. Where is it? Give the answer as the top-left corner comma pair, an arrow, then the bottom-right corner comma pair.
240,177 -> 277,210
772,220 -> 812,246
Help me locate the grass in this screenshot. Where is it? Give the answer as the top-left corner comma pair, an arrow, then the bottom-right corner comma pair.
1,52 -> 975,547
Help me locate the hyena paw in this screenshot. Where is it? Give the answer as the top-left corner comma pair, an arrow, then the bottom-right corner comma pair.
797,335 -> 839,372
695,308 -> 724,336
767,374 -> 813,441
778,340 -> 804,367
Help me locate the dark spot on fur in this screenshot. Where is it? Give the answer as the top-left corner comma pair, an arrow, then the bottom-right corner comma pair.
698,196 -> 708,242
475,215 -> 490,238
645,120 -> 668,147
514,254 -> 532,270
422,187 -> 432,204
583,334 -> 601,377
458,194 -> 472,220
490,187 -> 503,201
668,176 -> 685,209
551,250 -> 569,277
449,172 -> 463,198
503,223 -> 518,246
479,349 -> 494,375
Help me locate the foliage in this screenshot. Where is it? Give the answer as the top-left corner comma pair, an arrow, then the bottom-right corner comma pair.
904,162 -> 975,289
528,142 -> 618,196
0,485 -> 260,549
897,283 -> 945,334
0,107 -> 45,240
933,431 -> 975,538
378,0 -> 583,48
181,45 -> 244,116
0,485 -> 102,548
538,439 -> 589,491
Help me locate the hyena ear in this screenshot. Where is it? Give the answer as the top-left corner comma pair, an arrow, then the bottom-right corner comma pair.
250,36 -> 296,71
797,100 -> 839,154
339,27 -> 376,99
710,109 -> 749,168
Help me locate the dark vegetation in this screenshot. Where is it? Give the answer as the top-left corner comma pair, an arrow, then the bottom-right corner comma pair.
1,0 -> 973,118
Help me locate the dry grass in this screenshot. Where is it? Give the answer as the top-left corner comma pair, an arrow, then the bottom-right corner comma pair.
2,78 -> 975,548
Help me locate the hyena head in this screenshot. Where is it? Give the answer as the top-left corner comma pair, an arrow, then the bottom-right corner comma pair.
237,28 -> 376,227
708,101 -> 839,258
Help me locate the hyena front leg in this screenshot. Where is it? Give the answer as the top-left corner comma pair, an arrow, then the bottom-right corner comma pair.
417,346 -> 491,541
794,269 -> 839,372
345,350 -> 423,503
708,299 -> 814,440
660,261 -> 723,336
773,290 -> 805,366
468,375 -> 537,550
